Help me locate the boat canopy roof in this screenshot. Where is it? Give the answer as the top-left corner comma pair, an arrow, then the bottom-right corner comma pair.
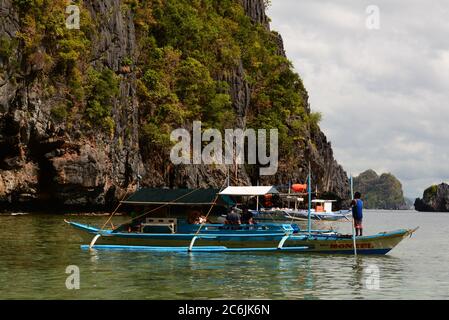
121,188 -> 235,206
219,186 -> 279,196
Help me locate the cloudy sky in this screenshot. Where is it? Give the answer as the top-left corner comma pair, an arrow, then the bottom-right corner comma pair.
268,0 -> 449,198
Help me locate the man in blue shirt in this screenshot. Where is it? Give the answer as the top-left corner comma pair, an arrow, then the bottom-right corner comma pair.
351,192 -> 363,236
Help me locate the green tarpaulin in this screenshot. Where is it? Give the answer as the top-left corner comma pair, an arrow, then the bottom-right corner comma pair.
121,188 -> 235,207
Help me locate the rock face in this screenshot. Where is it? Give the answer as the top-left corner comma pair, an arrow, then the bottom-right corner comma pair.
0,0 -> 140,210
0,0 -> 349,211
415,183 -> 449,212
353,170 -> 406,210
239,0 -> 270,28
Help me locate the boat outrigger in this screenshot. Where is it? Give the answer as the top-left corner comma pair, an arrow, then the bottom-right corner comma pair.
66,175 -> 418,255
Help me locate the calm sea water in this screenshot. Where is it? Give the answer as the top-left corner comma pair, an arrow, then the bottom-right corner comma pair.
0,210 -> 448,300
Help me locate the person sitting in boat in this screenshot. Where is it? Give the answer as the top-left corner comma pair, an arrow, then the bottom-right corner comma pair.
241,206 -> 255,225
225,207 -> 241,225
351,192 -> 364,236
187,210 -> 208,224
197,215 -> 208,224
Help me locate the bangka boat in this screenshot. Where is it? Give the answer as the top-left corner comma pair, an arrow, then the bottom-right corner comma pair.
66,219 -> 417,255
248,190 -> 351,222
66,176 -> 418,255
250,204 -> 351,222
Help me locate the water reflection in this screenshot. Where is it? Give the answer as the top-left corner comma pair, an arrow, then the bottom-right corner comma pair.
88,250 -> 100,263
1,212 -> 449,299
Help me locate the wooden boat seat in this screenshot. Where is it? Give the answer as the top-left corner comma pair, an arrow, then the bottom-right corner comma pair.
141,218 -> 177,234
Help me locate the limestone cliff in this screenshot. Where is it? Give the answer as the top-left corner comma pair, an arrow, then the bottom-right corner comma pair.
1,0 -> 140,210
0,0 -> 349,211
353,170 -> 406,210
415,183 -> 449,212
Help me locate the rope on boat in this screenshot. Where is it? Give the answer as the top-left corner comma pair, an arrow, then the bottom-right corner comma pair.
193,195 -> 219,236
408,227 -> 420,237
100,192 -> 131,231
188,179 -> 228,251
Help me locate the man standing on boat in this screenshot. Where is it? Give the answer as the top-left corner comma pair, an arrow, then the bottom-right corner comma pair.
351,192 -> 363,236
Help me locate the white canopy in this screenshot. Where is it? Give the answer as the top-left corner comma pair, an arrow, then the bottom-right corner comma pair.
219,186 -> 279,196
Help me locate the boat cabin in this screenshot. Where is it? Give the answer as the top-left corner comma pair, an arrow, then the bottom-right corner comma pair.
312,199 -> 336,213
118,188 -> 234,232
115,186 -> 286,234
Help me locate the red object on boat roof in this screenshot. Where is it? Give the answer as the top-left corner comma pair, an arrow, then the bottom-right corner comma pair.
292,184 -> 307,193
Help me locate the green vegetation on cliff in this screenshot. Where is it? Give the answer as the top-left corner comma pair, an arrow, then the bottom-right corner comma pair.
10,0 -> 321,151
1,0 -> 349,209
132,0 -> 321,155
353,170 -> 406,210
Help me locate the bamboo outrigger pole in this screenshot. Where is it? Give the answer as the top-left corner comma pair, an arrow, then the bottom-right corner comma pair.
350,175 -> 357,257
307,163 -> 312,237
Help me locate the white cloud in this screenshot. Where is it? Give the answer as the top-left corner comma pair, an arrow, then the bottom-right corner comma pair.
268,0 -> 449,197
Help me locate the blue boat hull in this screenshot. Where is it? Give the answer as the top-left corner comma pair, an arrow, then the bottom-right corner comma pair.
67,221 -> 417,255
68,221 -> 292,248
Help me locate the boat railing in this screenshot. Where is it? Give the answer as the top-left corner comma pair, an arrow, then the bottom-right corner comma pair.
141,218 -> 177,234
162,222 -> 298,235
194,223 -> 295,233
